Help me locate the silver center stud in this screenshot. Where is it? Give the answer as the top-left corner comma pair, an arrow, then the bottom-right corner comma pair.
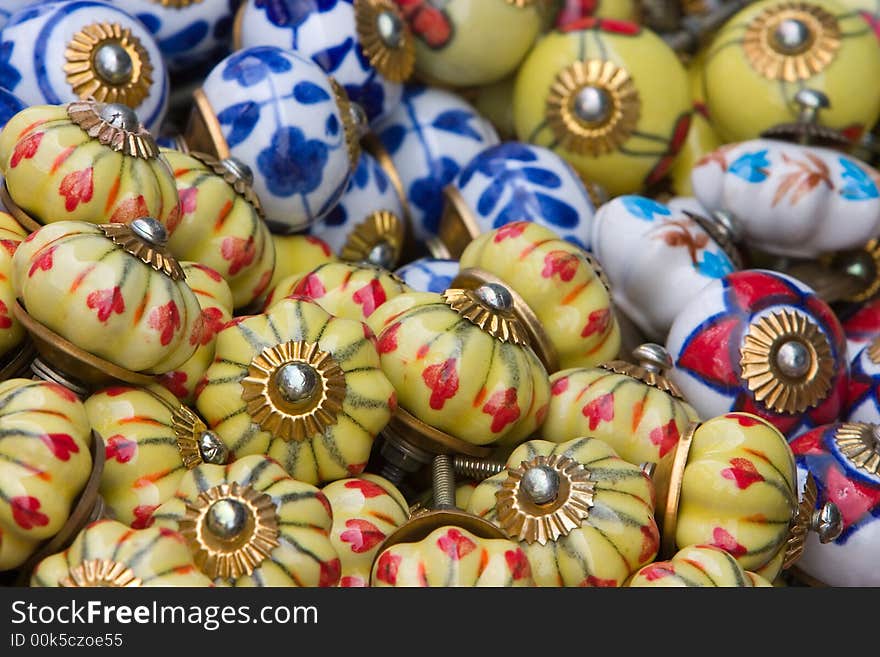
94,42 -> 134,86
276,362 -> 320,405
633,343 -> 673,375
99,102 -> 140,132
366,240 -> 395,269
129,217 -> 168,247
521,465 -> 560,506
573,86 -> 612,125
377,10 -> 404,49
776,340 -> 812,379
205,499 -> 248,540
475,282 -> 513,313
198,431 -> 229,466
220,157 -> 254,187
773,18 -> 812,54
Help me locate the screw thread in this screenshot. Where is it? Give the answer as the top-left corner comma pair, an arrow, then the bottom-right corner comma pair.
432,455 -> 455,509
453,455 -> 505,481
380,463 -> 406,486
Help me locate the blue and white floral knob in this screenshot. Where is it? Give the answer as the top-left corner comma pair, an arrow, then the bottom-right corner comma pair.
114,0 -> 240,74
188,46 -> 360,233
0,0 -> 169,134
439,141 -> 597,258
0,1 -> 36,30
370,85 -> 499,247
234,0 -> 409,125
394,257 -> 458,293
309,151 -> 406,268
846,339 -> 880,424
591,194 -> 739,342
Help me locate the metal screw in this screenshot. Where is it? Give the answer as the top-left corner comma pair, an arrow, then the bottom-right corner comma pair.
632,343 -> 673,375
432,454 -> 456,510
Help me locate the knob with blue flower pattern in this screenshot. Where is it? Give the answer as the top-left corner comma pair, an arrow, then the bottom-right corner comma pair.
0,0 -> 169,133
234,0 -> 409,124
395,257 -> 458,294
439,142 -> 597,259
186,46 -> 360,233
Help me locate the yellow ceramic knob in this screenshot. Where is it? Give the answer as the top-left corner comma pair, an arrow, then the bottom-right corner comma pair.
12,220 -> 201,374
466,437 -> 659,586
369,289 -> 550,446
322,475 -> 410,587
473,75 -> 517,141
0,212 -> 27,363
266,262 -> 412,322
0,378 -> 93,571
196,297 -> 395,485
543,361 -> 699,472
85,383 -> 226,530
31,519 -> 212,587
628,544 -> 773,587
163,149 -> 275,310
0,102 -> 180,233
513,20 -> 691,195
153,455 -> 340,586
702,0 -> 880,143
671,413 -> 797,578
265,234 -> 337,303
459,222 -> 620,371
156,262 -> 234,405
403,0 -> 543,87
371,524 -> 533,586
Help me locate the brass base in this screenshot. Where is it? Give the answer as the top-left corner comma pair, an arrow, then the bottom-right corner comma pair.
385,406 -> 493,459
436,186 -> 481,260
452,267 -> 559,373
14,431 -> 106,584
183,89 -> 229,160
656,420 -> 698,559
14,300 -> 155,389
0,181 -> 43,233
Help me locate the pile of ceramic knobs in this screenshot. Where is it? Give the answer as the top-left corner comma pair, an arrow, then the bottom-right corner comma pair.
0,0 -> 878,589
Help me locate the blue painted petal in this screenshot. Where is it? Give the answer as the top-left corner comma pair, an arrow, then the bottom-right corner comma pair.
493,142 -> 538,162
536,193 -> 578,228
256,126 -> 328,197
325,113 -> 339,137
217,101 -> 260,148
379,124 -> 406,155
431,109 -> 482,141
620,195 -> 671,221
312,37 -> 353,73
839,157 -> 880,200
294,80 -> 331,104
728,149 -> 770,183
136,12 -> 162,34
476,177 -> 507,216
697,250 -> 735,278
521,166 -> 562,189
158,21 -> 209,55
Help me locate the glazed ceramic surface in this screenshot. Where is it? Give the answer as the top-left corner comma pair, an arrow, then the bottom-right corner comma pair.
399,0 -> 542,87
676,413 -> 798,578
85,384 -> 190,529
543,366 -> 699,474
0,88 -> 25,132
322,474 -> 410,587
200,46 -> 356,232
309,151 -> 405,256
164,148 -> 275,309
31,519 -> 212,587
789,422 -> 880,586
0,213 -> 27,361
466,437 -> 659,587
460,222 -> 620,370
841,296 -> 880,359
116,0 -> 240,73
0,103 -> 180,232
591,195 -> 736,341
369,290 -> 551,446
156,262 -> 234,406
0,0 -> 169,133
0,2 -> 37,31
373,85 -> 499,242
629,544 -> 772,587
235,0 -> 402,124
196,297 -> 395,485
513,19 -> 691,196
267,261 -> 411,322
702,0 -> 880,143
452,142 -> 596,251
371,524 -> 533,587
666,270 -> 848,438
0,378 -> 93,571
845,341 -> 880,423
152,455 -> 341,586
13,221 -> 201,374
394,257 -> 457,293
266,234 -> 337,300
692,139 -> 880,258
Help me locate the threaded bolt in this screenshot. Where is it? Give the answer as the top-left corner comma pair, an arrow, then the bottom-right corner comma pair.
453,455 -> 506,481
432,455 -> 456,509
